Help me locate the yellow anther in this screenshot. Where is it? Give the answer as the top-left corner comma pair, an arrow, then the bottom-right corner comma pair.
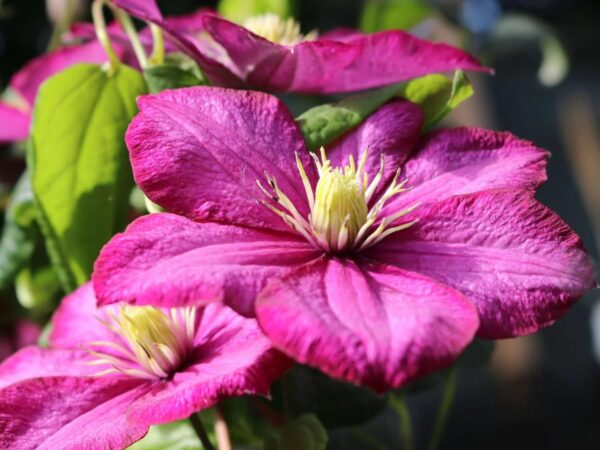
242,13 -> 317,45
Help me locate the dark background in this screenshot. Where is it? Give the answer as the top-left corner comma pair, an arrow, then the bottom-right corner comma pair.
1,1 -> 599,449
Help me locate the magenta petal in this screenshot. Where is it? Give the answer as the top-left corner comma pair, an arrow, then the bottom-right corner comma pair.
10,41 -> 116,107
372,190 -> 596,339
127,87 -> 315,231
93,213 -> 320,315
382,127 -> 549,217
0,103 -> 29,143
0,376 -> 149,450
49,282 -> 120,350
126,303 -> 291,426
327,99 -> 423,200
192,15 -> 489,93
109,0 -> 163,22
256,258 -> 478,392
0,347 -> 96,389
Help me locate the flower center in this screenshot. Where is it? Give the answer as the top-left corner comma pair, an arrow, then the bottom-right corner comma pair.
86,306 -> 196,379
258,147 -> 419,253
242,13 -> 317,45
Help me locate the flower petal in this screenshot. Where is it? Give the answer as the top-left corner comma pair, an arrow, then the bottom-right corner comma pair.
10,41 -> 118,107
256,258 -> 478,392
0,347 -> 95,389
0,103 -> 29,143
371,190 -> 596,339
382,127 -> 548,216
127,87 -> 315,231
126,303 -> 291,426
0,376 -> 149,450
49,282 -> 120,350
93,213 -> 320,315
326,99 -> 423,200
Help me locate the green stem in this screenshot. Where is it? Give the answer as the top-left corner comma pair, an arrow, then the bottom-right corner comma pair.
390,393 -> 414,450
47,0 -> 76,52
148,23 -> 165,65
188,413 -> 216,450
91,0 -> 121,75
108,5 -> 148,68
427,368 -> 457,450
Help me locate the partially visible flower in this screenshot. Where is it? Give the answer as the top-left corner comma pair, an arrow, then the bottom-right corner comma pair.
0,319 -> 40,362
0,40 -> 123,144
93,87 -> 595,392
111,1 -> 491,93
0,283 -> 289,449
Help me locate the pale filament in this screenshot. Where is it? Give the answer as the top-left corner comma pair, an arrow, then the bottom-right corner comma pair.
242,13 -> 318,45
258,147 -> 420,253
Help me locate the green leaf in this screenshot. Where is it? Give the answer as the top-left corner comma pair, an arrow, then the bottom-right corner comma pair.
360,0 -> 432,32
218,0 -> 295,23
398,70 -> 474,129
265,414 -> 327,450
144,53 -> 206,94
128,420 -> 201,450
296,83 -> 401,151
457,339 -> 496,368
0,173 -> 39,289
283,365 -> 387,429
29,64 -> 146,291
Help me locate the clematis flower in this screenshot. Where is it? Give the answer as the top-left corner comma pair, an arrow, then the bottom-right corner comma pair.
0,40 -> 124,145
0,283 -> 289,449
93,88 -> 595,392
111,0 -> 491,93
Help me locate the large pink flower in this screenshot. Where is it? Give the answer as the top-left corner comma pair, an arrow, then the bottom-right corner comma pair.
0,283 -> 289,449
111,0 -> 490,93
93,87 -> 595,392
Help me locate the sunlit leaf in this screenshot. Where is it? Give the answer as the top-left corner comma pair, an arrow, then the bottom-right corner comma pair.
29,63 -> 146,291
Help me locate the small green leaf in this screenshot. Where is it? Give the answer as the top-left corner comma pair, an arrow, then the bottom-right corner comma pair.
398,70 -> 474,129
0,173 -> 38,289
218,0 -> 295,22
360,0 -> 432,32
457,339 -> 496,368
128,420 -> 201,450
15,260 -> 61,314
29,64 -> 147,291
265,414 -> 328,450
144,53 -> 206,93
282,365 -> 387,429
296,83 -> 401,151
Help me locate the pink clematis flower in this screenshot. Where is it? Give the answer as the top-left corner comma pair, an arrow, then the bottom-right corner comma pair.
111,0 -> 491,93
0,283 -> 289,449
0,40 -> 124,144
93,87 -> 595,392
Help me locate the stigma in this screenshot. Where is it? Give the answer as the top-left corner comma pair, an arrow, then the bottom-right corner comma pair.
85,306 -> 196,379
258,147 -> 419,253
242,13 -> 317,45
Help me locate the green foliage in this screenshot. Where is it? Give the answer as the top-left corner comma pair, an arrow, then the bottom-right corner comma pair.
0,173 -> 38,289
360,0 -> 432,32
296,83 -> 401,150
144,54 -> 206,94
29,63 -> 146,291
398,70 -> 474,129
284,366 -> 387,429
218,0 -> 295,22
128,420 -> 201,450
264,414 -> 327,450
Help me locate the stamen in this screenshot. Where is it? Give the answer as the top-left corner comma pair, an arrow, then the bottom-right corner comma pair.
84,306 -> 196,380
257,146 -> 420,253
242,13 -> 318,45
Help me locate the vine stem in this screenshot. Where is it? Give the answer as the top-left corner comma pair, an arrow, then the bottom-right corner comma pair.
390,393 -> 414,450
188,414 -> 216,450
148,23 -> 165,65
91,0 -> 120,75
108,5 -> 149,68
214,406 -> 232,450
427,368 -> 457,450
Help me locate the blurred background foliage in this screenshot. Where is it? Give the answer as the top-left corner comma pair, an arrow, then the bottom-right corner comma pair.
1,0 -> 600,449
